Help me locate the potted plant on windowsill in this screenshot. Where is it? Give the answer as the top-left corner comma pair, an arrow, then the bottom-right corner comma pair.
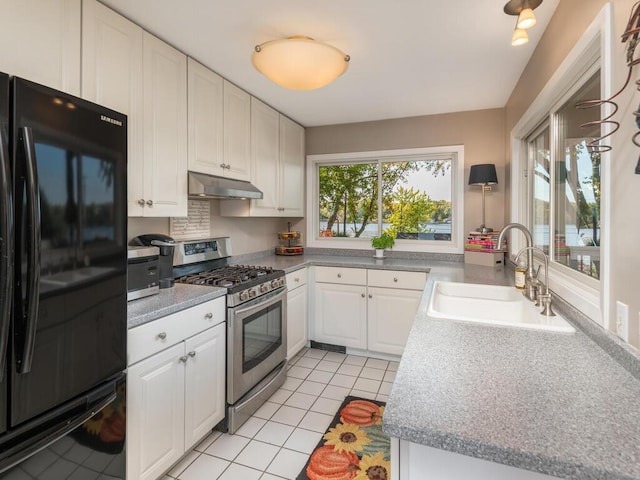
371,232 -> 395,258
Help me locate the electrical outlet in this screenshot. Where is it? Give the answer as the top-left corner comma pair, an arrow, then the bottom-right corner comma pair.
616,301 -> 629,343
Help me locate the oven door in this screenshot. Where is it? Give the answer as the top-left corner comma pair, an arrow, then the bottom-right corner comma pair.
228,287 -> 287,404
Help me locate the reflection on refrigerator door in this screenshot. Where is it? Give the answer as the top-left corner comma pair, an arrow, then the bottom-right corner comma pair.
0,379 -> 126,479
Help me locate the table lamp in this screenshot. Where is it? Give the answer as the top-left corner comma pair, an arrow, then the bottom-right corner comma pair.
468,164 -> 498,234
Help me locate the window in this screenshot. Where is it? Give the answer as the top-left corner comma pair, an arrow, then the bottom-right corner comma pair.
525,70 -> 601,278
307,146 -> 464,253
510,3 -> 611,325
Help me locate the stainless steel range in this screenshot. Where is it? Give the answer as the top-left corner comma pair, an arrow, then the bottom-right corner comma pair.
173,237 -> 287,434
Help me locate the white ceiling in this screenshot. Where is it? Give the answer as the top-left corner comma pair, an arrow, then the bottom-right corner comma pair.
100,0 -> 559,127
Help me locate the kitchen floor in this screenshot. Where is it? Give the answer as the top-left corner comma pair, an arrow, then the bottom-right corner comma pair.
161,347 -> 398,480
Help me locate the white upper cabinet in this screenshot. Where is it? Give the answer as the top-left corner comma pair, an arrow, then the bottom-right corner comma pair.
82,1 -> 187,217
0,0 -> 81,95
187,58 -> 224,176
141,32 -> 188,217
223,80 -> 251,181
250,97 -> 280,214
81,0 -> 144,214
219,101 -> 305,217
279,115 -> 305,216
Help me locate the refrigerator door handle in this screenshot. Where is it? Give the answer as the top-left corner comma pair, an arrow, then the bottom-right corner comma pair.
0,125 -> 12,382
18,126 -> 40,374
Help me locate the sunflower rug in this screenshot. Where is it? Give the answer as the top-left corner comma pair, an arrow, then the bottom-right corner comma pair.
296,396 -> 390,480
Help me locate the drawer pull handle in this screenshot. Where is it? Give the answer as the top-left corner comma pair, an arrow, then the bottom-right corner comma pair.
179,355 -> 188,363
393,277 -> 398,282
361,293 -> 365,298
337,273 -> 342,278
205,312 -> 213,319
368,294 -> 373,299
157,332 -> 167,340
188,351 -> 196,358
294,277 -> 299,282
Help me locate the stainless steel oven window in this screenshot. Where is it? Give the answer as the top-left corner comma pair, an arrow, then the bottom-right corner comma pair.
243,302 -> 282,372
228,288 -> 287,405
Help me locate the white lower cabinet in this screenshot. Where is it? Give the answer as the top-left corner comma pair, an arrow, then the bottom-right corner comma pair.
127,298 -> 225,480
396,439 -> 561,479
312,266 -> 426,354
286,269 -> 309,358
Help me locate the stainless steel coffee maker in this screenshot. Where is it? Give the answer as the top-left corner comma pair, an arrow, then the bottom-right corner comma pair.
129,234 -> 176,288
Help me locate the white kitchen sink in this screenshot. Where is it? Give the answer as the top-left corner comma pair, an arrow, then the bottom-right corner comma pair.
427,281 -> 575,333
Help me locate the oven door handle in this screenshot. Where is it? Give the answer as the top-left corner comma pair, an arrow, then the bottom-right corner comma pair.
232,287 -> 287,318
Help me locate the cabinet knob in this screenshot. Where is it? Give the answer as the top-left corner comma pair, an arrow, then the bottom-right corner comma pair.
219,163 -> 225,168
146,199 -> 153,206
137,199 -> 145,206
393,277 -> 398,282
188,351 -> 196,358
361,293 -> 365,298
294,277 -> 299,282
368,294 -> 373,299
337,273 -> 342,278
179,355 -> 189,363
157,332 -> 167,340
205,312 -> 213,319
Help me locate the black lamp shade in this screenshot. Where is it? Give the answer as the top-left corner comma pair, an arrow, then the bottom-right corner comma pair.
468,164 -> 498,185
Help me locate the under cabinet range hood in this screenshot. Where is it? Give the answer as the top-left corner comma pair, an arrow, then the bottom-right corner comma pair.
188,171 -> 263,199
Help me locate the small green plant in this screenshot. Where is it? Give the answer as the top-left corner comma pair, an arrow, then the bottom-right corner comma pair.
371,232 -> 395,250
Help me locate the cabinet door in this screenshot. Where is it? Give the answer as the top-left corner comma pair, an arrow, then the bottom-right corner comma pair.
0,0 -> 81,95
223,80 -> 251,181
367,287 -> 422,355
142,32 -> 188,217
250,97 -> 280,216
183,324 -> 226,449
81,0 -> 144,216
279,115 -> 305,216
127,343 -> 185,480
314,283 -> 367,349
187,58 -> 224,176
287,283 -> 308,358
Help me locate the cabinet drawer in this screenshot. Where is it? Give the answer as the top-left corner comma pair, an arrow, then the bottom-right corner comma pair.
128,297 -> 225,365
286,268 -> 307,290
314,266 -> 366,285
367,269 -> 427,290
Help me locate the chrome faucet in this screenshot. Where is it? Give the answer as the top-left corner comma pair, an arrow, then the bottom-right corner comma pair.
495,223 -> 536,297
515,246 -> 555,316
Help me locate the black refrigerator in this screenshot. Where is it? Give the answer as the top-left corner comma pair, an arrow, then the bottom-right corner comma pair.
0,74 -> 127,477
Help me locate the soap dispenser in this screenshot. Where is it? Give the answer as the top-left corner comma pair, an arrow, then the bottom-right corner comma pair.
515,256 -> 527,291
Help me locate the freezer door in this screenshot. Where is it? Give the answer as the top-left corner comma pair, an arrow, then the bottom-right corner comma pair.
10,78 -> 127,428
0,72 -> 11,436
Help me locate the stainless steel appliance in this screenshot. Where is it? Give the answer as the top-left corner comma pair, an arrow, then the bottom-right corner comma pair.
129,233 -> 176,288
127,246 -> 160,301
173,237 -> 287,434
0,74 -> 127,476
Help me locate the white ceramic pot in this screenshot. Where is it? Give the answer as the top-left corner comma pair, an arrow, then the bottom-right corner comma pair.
375,248 -> 385,258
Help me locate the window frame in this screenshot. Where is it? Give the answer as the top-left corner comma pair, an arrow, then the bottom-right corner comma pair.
306,146 -> 465,253
509,4 -> 612,327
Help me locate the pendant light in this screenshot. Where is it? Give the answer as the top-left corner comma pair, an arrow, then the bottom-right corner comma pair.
504,0 -> 543,46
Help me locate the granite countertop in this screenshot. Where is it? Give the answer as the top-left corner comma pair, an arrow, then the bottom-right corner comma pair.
382,272 -> 640,480
127,284 -> 226,328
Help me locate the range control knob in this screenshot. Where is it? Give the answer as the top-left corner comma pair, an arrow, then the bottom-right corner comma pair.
260,283 -> 269,293
279,278 -> 286,287
270,279 -> 278,288
239,290 -> 249,302
248,288 -> 257,298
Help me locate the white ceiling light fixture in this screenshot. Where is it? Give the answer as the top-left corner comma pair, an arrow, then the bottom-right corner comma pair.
252,36 -> 350,90
504,0 -> 542,46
